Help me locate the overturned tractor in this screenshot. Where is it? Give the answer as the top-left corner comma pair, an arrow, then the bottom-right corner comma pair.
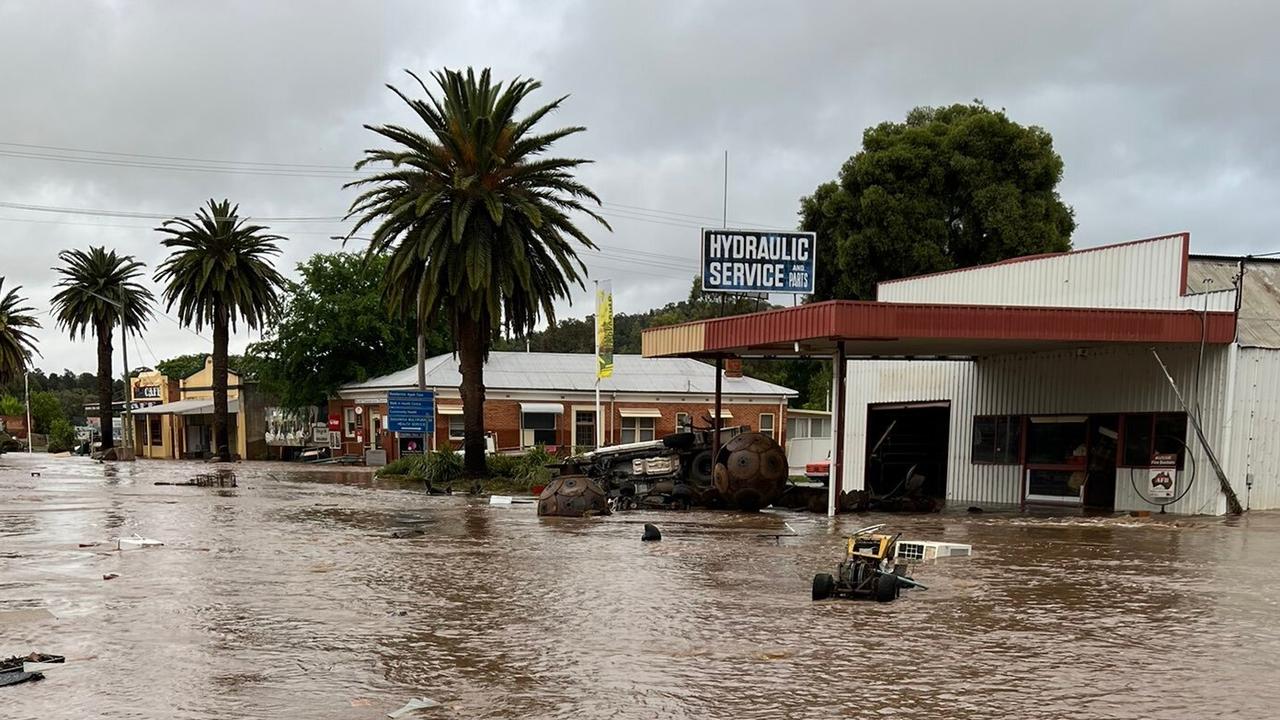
566,428 -> 788,512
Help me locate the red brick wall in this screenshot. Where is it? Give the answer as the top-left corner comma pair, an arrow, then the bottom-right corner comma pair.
329,396 -> 789,460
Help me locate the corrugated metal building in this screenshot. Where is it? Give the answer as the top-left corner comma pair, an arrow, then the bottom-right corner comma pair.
641,232 -> 1280,516
846,233 -> 1279,514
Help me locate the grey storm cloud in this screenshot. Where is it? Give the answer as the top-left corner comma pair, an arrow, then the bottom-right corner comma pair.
1,0 -> 1277,373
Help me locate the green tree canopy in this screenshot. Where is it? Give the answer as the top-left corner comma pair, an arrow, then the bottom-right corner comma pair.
155,199 -> 288,461
0,278 -> 40,384
0,394 -> 23,416
50,246 -> 155,450
246,252 -> 451,409
28,390 -> 64,434
155,353 -> 214,381
347,67 -> 607,476
802,102 -> 1075,300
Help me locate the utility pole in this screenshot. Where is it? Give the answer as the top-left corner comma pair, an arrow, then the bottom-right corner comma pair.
417,330 -> 428,455
120,315 -> 133,459
24,371 -> 32,454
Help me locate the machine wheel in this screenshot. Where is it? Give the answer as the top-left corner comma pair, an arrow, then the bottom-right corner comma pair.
875,574 -> 899,603
812,573 -> 835,601
689,451 -> 714,484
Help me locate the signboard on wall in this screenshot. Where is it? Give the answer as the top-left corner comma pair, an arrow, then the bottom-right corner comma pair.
264,407 -> 318,447
327,414 -> 341,432
701,229 -> 816,295
1148,452 -> 1178,500
387,390 -> 435,434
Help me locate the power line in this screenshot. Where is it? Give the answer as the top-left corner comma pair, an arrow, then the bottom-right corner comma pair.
0,139 -> 795,228
0,140 -> 360,171
0,200 -> 343,222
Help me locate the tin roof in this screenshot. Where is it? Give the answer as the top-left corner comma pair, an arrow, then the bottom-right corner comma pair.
1188,255 -> 1280,349
339,351 -> 796,397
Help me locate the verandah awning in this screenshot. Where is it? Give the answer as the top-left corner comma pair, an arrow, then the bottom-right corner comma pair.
132,398 -> 240,415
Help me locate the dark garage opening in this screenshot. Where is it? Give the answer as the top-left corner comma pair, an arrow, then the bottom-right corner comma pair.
864,402 -> 950,500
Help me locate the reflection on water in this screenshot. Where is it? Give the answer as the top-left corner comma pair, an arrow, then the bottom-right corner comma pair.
2,453 -> 1280,719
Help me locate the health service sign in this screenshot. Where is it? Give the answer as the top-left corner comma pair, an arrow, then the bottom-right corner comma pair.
701,229 -> 816,295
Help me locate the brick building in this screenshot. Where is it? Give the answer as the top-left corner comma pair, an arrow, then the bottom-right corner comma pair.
329,351 -> 796,463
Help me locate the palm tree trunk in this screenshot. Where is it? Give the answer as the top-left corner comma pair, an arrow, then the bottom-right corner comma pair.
96,318 -> 114,450
212,305 -> 230,461
457,321 -> 487,477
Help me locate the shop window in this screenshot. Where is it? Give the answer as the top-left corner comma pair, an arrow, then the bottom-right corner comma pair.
621,417 -> 656,444
522,412 -> 557,447
1121,413 -> 1187,469
676,412 -> 692,432
759,413 -> 775,439
448,416 -> 465,441
575,410 -> 597,449
343,407 -> 357,437
972,415 -> 1023,464
1025,416 -> 1087,466
149,415 -> 162,446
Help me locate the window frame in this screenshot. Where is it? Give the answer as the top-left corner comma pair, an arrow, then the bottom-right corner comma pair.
448,415 -> 465,441
620,416 -> 656,444
676,412 -> 692,432
521,411 -> 558,448
1118,413 -> 1187,469
759,413 -> 775,439
343,407 -> 357,438
574,409 -> 597,450
971,414 -> 1024,465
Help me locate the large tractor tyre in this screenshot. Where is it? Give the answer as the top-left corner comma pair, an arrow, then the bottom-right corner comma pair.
688,451 -> 714,484
874,574 -> 899,603
812,573 -> 836,601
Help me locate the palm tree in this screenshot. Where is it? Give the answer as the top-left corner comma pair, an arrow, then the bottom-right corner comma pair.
0,278 -> 40,385
50,248 -> 155,452
346,68 -> 608,477
154,200 -> 286,461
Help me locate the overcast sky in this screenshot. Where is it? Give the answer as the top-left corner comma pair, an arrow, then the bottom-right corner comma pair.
2,1 -> 1278,375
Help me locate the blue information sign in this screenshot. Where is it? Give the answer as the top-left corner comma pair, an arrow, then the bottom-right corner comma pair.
386,389 -> 435,434
701,228 -> 817,295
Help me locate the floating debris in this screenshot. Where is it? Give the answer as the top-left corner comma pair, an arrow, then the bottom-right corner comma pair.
116,534 -> 164,551
388,697 -> 440,718
642,523 -> 662,542
155,469 -> 237,487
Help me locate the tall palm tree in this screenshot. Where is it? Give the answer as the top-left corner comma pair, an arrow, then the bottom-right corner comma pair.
0,278 -> 40,385
155,200 -> 286,461
346,67 -> 608,476
51,248 -> 155,452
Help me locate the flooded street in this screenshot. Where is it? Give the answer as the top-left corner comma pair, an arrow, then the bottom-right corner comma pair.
3,454 -> 1280,719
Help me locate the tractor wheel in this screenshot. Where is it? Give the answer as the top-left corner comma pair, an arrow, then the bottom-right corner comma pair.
812,573 -> 835,601
689,451 -> 714,484
875,574 -> 899,603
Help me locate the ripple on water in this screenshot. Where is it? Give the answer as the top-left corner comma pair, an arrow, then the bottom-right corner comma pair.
2,453 -> 1280,719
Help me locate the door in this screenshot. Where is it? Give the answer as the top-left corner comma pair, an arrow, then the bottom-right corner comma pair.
864,403 -> 950,500
1083,415 -> 1119,510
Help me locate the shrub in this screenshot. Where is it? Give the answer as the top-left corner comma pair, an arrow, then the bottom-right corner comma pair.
47,418 -> 77,454
425,447 -> 463,486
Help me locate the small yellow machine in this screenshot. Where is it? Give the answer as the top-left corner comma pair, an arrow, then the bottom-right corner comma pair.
811,524 -> 926,602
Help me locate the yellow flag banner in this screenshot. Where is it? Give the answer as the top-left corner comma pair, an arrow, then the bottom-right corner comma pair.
596,280 -> 614,379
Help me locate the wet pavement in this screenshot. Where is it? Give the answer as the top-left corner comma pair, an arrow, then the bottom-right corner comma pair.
3,453 -> 1280,719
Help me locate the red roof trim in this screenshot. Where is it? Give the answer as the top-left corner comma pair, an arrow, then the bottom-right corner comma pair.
652,300 -> 1235,355
875,232 -> 1192,292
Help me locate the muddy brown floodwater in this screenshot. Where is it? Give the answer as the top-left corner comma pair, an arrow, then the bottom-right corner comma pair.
4,454 -> 1280,719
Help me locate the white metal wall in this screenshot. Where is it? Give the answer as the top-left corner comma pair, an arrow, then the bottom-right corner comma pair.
844,345 -> 1241,515
1230,348 -> 1280,510
876,234 -> 1233,312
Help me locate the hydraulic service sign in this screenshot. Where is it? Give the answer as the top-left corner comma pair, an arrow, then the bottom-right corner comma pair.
701,229 -> 816,295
